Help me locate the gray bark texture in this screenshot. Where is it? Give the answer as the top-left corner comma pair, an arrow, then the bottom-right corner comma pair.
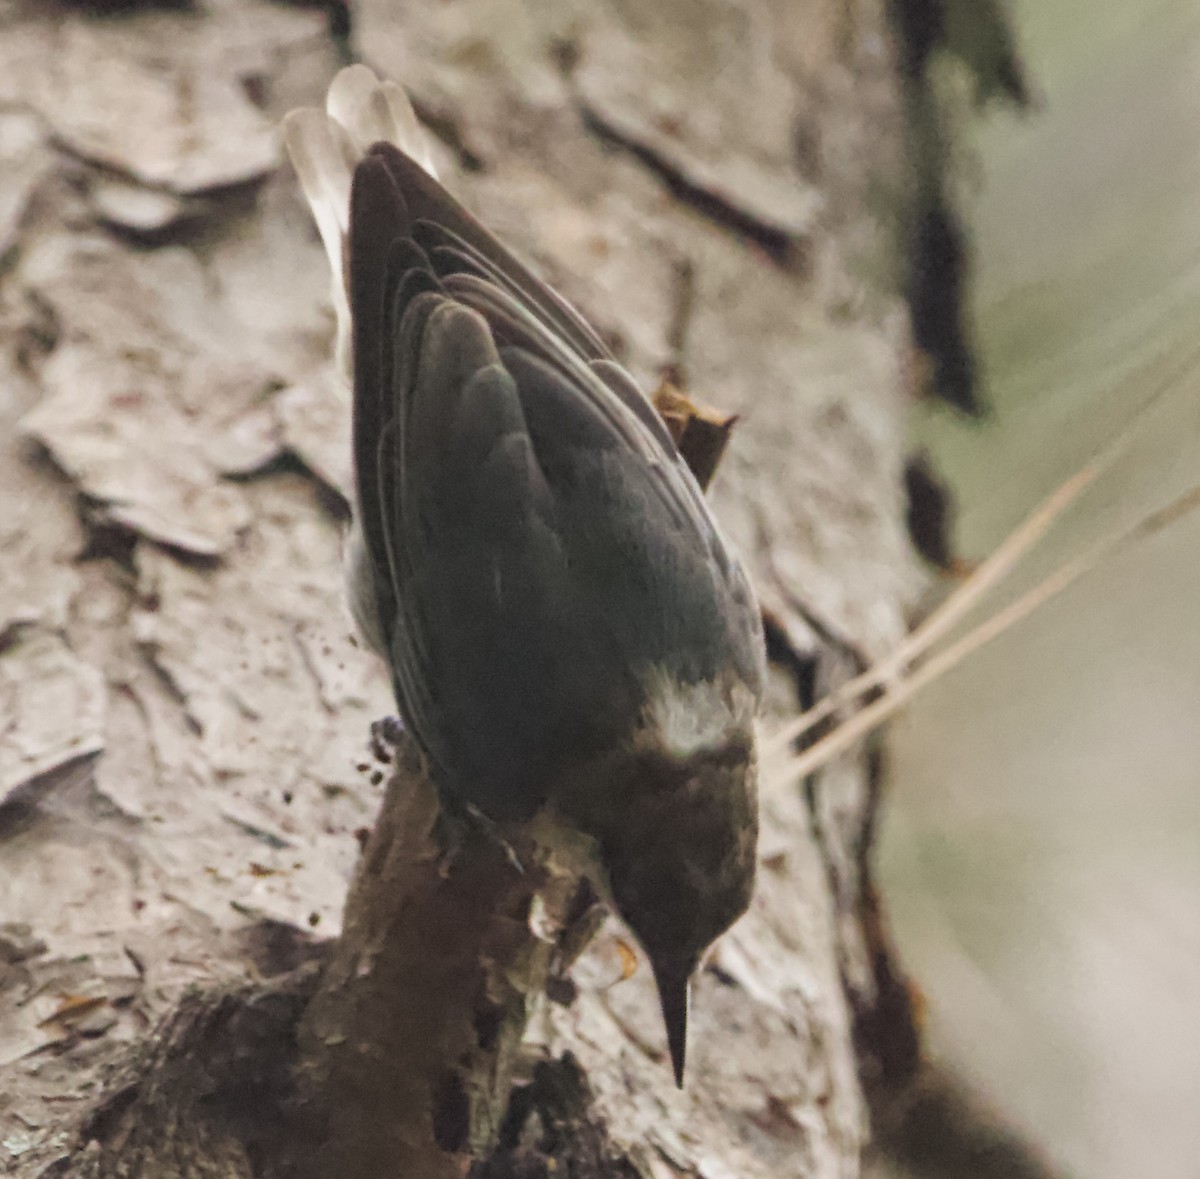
0,0 -> 934,1175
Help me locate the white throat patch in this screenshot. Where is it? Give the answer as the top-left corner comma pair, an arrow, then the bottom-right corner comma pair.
641,669 -> 756,760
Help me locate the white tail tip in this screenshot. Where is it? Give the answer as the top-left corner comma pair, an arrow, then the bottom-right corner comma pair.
282,66 -> 437,390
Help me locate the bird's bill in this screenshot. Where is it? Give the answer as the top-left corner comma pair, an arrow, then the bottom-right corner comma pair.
651,956 -> 693,1088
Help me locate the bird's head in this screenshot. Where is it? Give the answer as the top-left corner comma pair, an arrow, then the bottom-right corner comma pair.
565,712 -> 759,1086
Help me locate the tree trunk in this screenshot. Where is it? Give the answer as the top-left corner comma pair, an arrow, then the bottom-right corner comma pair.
0,0 -> 950,1175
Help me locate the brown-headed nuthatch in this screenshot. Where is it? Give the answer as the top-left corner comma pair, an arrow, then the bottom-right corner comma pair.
284,66 -> 765,1086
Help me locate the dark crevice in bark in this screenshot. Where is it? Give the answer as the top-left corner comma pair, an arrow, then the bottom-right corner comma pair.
58,0 -> 195,12
272,0 -> 352,47
847,742 -> 922,1097
75,508 -> 139,571
906,199 -> 979,415
886,0 -> 1032,417
761,608 -> 819,713
577,103 -> 805,269
890,0 -> 1032,107
891,0 -> 945,81
903,449 -> 958,571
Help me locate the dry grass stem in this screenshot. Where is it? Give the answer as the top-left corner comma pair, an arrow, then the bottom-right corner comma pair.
767,343 -> 1200,786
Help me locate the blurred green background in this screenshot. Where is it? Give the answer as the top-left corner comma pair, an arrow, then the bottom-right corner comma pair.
882,3 -> 1200,1177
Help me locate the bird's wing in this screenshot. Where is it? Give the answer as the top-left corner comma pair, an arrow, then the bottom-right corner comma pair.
364,145 -> 728,550
348,146 -> 762,811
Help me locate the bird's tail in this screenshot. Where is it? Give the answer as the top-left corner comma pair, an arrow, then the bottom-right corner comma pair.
282,65 -> 437,388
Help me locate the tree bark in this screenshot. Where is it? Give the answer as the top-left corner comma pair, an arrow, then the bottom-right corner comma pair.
0,1 -> 940,1176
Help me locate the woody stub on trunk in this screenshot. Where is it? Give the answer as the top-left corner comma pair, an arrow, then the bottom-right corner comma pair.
0,0 -> 962,1176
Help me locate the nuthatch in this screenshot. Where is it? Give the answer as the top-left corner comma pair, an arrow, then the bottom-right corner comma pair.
285,66 -> 765,1086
